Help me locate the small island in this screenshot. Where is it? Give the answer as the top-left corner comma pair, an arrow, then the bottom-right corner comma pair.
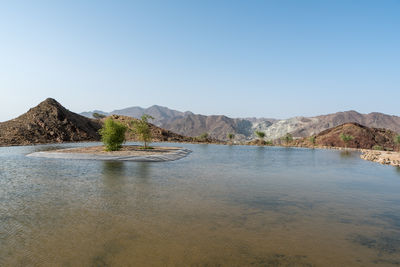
27,145 -> 191,162
28,114 -> 191,162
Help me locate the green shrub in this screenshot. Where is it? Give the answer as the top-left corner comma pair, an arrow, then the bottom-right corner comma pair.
93,112 -> 106,119
395,135 -> 400,151
265,140 -> 273,145
131,114 -> 154,148
372,145 -> 384,151
199,132 -> 209,140
281,133 -> 293,145
99,118 -> 127,151
309,136 -> 316,146
255,131 -> 265,139
339,133 -> 354,148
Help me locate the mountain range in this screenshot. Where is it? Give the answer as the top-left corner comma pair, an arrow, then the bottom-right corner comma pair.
81,107 -> 400,140
1,98 -> 399,149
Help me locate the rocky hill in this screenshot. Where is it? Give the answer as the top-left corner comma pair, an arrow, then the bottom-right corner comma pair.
0,98 -> 102,146
290,111 -> 400,138
295,123 -> 399,150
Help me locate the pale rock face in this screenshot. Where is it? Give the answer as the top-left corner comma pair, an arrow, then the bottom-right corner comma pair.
251,117 -> 320,140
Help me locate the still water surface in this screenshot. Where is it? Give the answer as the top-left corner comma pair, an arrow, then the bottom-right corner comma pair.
1,143 -> 400,266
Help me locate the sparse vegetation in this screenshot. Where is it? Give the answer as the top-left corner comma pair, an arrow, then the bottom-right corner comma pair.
372,145 -> 384,151
131,114 -> 154,148
340,133 -> 354,148
265,140 -> 273,145
93,112 -> 106,119
227,133 -> 235,144
282,133 -> 293,145
198,132 -> 209,141
309,136 -> 316,147
255,131 -> 265,141
99,118 -> 127,151
395,135 -> 400,151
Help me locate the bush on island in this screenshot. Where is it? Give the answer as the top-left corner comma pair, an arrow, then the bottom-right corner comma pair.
131,114 -> 154,149
99,118 -> 127,151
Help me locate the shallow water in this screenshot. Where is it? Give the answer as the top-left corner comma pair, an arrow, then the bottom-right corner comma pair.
1,143 -> 400,266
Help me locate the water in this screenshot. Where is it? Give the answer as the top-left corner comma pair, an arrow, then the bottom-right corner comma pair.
1,143 -> 400,266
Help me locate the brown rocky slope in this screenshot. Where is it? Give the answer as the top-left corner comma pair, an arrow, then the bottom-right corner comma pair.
295,122 -> 398,150
0,98 -> 102,146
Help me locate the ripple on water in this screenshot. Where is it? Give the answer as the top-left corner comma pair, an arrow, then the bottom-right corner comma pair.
1,143 -> 400,266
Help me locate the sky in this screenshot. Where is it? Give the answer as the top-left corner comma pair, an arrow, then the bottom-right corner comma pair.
0,0 -> 399,121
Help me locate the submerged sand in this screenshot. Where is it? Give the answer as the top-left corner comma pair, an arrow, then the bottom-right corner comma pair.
27,145 -> 192,162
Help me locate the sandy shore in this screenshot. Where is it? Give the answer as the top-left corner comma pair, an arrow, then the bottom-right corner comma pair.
27,145 -> 192,162
360,150 -> 400,167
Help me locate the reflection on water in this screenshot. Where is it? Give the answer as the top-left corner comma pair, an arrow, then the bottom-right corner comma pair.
340,150 -> 355,158
30,144 -> 69,153
102,161 -> 126,177
136,162 -> 151,180
1,143 -> 400,266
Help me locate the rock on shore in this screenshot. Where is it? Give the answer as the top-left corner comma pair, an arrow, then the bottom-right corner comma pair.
360,150 -> 400,167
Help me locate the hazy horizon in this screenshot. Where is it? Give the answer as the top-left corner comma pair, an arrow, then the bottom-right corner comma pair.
1,1 -> 399,121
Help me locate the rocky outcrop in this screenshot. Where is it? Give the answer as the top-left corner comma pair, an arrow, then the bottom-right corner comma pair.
0,98 -> 102,146
294,123 -> 398,150
361,150 -> 400,167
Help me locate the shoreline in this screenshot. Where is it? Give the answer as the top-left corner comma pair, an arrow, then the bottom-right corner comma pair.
6,140 -> 400,167
360,150 -> 400,167
27,145 -> 192,162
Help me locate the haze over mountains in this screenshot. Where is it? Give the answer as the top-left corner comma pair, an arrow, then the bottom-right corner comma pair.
81,106 -> 400,141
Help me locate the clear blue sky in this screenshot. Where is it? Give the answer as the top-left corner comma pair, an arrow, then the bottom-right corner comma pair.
1,0 -> 399,121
